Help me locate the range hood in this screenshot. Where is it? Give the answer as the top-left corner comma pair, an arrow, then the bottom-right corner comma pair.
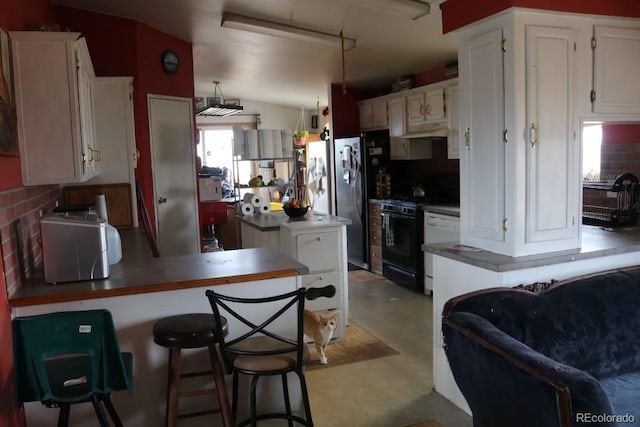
196,81 -> 244,117
401,126 -> 449,139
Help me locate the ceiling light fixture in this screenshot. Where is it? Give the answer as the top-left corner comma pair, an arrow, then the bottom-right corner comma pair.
196,81 -> 244,117
348,0 -> 431,21
221,12 -> 356,51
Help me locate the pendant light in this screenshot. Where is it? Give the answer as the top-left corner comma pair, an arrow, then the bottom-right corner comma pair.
196,81 -> 244,117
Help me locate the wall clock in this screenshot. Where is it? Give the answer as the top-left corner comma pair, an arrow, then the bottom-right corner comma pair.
161,50 -> 179,75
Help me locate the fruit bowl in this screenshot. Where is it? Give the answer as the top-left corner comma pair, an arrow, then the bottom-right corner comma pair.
283,206 -> 309,218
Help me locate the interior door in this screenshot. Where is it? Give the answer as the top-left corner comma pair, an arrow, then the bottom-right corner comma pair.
148,94 -> 199,256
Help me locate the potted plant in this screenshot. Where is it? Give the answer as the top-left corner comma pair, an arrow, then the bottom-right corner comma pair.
292,130 -> 309,148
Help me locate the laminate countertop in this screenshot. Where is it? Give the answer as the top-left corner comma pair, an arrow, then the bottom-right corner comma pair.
423,225 -> 640,272
237,211 -> 351,231
8,228 -> 309,308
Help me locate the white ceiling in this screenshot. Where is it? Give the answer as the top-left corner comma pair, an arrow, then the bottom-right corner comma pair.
52,0 -> 458,109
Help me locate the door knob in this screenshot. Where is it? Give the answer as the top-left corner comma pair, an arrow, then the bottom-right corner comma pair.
158,197 -> 167,204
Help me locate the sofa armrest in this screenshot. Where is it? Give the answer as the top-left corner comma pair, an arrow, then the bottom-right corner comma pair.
443,311 -> 615,427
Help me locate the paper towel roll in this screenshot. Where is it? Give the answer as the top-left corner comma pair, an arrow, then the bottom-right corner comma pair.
259,201 -> 271,214
242,192 -> 262,208
246,129 -> 259,159
272,129 -> 283,158
233,126 -> 246,156
95,194 -> 108,223
259,129 -> 274,159
240,203 -> 255,216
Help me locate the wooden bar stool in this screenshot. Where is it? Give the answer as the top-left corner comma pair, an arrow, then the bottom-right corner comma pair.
153,313 -> 233,427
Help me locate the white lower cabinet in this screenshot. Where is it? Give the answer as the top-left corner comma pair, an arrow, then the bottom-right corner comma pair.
280,222 -> 348,340
240,223 -> 280,250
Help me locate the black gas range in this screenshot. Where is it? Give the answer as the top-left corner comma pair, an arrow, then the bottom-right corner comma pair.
380,197 -> 427,293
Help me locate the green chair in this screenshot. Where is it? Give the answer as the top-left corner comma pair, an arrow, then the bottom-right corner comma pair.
12,309 -> 133,427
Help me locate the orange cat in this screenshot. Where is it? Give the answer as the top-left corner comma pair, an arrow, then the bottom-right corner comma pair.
303,309 -> 338,364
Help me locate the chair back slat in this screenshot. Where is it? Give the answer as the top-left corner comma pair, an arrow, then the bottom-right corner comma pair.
206,288 -> 307,371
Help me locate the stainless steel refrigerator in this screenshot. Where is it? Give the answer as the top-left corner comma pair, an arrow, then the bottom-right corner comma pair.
334,136 -> 367,268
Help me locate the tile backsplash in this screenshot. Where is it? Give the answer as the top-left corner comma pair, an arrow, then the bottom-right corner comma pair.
0,185 -> 60,296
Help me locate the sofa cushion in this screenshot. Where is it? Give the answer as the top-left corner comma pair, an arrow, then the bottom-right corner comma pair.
599,371 -> 640,423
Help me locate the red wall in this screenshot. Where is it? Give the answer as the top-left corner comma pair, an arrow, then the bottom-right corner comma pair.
441,0 -> 640,33
0,0 -> 56,192
330,84 -> 374,138
0,4 -> 194,425
56,6 -> 195,227
0,4 -> 56,426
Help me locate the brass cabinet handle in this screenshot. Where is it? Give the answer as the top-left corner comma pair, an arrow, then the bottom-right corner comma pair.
426,103 -> 431,116
89,148 -> 101,162
158,197 -> 167,204
530,123 -> 539,148
464,128 -> 471,150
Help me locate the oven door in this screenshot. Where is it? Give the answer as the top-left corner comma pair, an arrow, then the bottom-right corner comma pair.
381,211 -> 419,271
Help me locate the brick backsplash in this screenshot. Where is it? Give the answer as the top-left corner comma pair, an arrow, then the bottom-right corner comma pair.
0,185 -> 60,296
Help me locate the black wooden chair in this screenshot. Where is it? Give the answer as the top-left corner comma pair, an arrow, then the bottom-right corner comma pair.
205,285 -> 335,427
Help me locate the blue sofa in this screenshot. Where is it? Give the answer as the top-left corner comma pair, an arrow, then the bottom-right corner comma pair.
442,267 -> 640,427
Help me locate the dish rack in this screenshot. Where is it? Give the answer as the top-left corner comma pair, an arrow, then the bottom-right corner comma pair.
582,173 -> 640,226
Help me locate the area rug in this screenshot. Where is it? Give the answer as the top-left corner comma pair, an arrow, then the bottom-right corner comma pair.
305,321 -> 399,371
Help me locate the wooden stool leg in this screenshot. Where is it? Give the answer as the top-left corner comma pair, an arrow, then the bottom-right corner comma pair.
208,345 -> 234,427
166,347 -> 181,427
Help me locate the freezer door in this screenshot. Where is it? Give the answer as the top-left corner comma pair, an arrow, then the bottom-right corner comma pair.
334,137 -> 367,267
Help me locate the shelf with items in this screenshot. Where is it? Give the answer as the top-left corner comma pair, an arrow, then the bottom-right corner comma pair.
232,156 -> 294,204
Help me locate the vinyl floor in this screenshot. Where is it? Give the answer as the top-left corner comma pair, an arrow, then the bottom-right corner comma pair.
306,269 -> 473,427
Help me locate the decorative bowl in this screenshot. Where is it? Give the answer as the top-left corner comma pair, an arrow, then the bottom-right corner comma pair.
283,206 -> 309,218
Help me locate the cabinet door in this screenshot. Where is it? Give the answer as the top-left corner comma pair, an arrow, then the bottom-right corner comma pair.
11,32 -> 88,185
388,96 -> 405,135
76,39 -> 98,181
359,102 -> 372,130
296,230 -> 340,272
447,86 -> 460,159
425,87 -> 445,122
390,138 -> 408,160
406,92 -> 426,127
459,28 -> 506,243
592,26 -> 640,114
371,99 -> 388,128
526,26 -> 577,243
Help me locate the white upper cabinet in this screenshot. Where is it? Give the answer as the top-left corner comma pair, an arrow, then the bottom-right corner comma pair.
407,87 -> 446,129
359,98 -> 388,130
11,31 -> 98,185
592,25 -> 640,114
388,97 -> 431,160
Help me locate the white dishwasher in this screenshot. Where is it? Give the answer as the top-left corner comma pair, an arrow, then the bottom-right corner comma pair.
423,210 -> 460,295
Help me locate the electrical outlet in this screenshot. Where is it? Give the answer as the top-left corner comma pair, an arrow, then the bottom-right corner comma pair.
38,208 -> 45,217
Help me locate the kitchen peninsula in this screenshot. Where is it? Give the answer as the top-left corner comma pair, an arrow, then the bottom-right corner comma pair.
424,225 -> 640,413
238,210 -> 351,339
8,229 -> 312,427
